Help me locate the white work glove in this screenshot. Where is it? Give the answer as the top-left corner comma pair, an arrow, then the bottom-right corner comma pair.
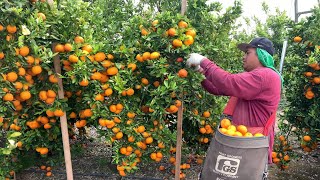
186,53 -> 206,69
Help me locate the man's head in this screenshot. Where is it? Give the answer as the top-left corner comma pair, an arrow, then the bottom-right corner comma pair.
237,37 -> 275,72
238,37 -> 275,56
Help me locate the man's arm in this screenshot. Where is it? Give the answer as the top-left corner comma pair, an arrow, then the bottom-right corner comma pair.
200,59 -> 263,100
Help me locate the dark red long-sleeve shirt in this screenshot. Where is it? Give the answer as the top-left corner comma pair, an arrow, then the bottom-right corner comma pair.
200,58 -> 281,163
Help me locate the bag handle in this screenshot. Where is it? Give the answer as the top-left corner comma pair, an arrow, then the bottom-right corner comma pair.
223,96 -> 238,116
262,110 -> 276,136
223,96 -> 277,136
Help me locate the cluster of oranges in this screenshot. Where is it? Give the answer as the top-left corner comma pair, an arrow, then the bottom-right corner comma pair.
218,118 -> 264,137
272,135 -> 292,170
294,36 -> 319,100
301,134 -> 317,152
39,165 -> 52,177
35,147 -> 49,155
304,64 -> 319,100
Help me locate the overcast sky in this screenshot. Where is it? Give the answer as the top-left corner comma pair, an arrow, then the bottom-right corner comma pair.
212,0 -> 319,20
207,0 -> 319,32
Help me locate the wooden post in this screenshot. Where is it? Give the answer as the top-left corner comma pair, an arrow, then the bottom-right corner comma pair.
175,1 -> 187,179
181,0 -> 187,15
52,43 -> 74,180
47,0 -> 54,6
175,103 -> 183,180
47,1 -> 73,179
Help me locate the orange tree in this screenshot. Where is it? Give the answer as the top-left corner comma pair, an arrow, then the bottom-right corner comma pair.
0,0 -> 67,178
137,0 -> 244,71
64,11 -> 225,176
90,0 -> 243,176
0,0 -> 244,178
281,6 -> 320,153
0,0 -> 102,178
60,0 -> 243,176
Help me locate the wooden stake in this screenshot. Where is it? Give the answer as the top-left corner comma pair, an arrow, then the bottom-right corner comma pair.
47,0 -> 54,6
175,103 -> 183,180
175,1 -> 187,179
181,0 -> 187,15
52,43 -> 74,180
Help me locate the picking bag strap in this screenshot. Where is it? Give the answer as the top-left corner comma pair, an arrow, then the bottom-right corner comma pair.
263,110 -> 277,136
222,96 -> 238,116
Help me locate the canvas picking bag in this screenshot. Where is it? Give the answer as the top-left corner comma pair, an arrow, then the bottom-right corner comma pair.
200,97 -> 276,180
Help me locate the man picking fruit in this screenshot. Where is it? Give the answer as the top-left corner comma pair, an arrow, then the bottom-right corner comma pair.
187,37 -> 282,164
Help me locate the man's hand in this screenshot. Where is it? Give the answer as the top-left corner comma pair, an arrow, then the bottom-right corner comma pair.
186,53 -> 206,68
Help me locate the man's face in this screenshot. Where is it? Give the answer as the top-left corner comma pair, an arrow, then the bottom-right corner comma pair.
242,48 -> 261,72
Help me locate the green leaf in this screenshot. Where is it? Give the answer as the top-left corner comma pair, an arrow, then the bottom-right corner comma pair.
2,149 -> 11,155
9,132 -> 22,138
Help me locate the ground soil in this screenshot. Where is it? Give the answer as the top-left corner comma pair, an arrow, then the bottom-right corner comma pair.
16,140 -> 320,180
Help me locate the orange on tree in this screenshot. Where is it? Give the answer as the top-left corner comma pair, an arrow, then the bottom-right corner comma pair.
6,25 -> 17,34
184,35 -> 194,46
303,135 -> 311,142
141,27 -> 149,36
0,52 -> 4,59
126,88 -> 134,96
150,52 -> 160,59
46,90 -> 56,98
64,43 -> 72,52
202,111 -> 210,118
49,74 -> 58,83
279,135 -> 286,141
159,165 -> 165,171
167,28 -> 176,36
82,44 -> 93,53
79,79 -> 89,86
107,67 -> 118,76
74,36 -> 84,44
69,54 -> 79,63
94,52 -> 106,62
39,147 -> 49,155
186,29 -> 196,38
46,172 -> 52,177
178,20 -> 188,28
31,65 -> 42,75
7,72 -> 18,82
54,44 -> 65,53
145,137 -> 153,144
107,54 -> 114,60
127,63 -> 137,71
19,46 -> 30,57
178,69 -> 188,78
293,36 -> 302,43
172,39 -> 183,47
20,91 -> 31,100
53,109 -> 64,117
37,12 -> 46,21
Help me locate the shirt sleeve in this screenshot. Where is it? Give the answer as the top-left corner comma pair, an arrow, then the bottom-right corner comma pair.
200,59 -> 263,100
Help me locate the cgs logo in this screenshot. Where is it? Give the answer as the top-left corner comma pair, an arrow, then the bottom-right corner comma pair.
215,155 -> 240,176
